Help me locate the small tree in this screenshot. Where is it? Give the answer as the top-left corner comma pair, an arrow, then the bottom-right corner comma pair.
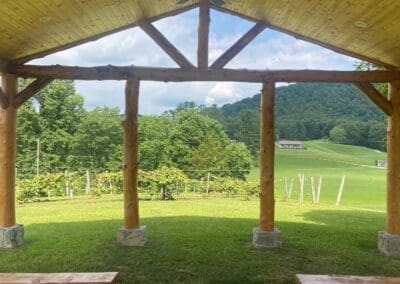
329,126 -> 347,144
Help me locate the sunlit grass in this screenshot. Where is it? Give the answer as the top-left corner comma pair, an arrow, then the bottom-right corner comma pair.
0,140 -> 396,283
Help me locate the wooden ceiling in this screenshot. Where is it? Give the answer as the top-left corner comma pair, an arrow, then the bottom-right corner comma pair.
1,0 -> 399,68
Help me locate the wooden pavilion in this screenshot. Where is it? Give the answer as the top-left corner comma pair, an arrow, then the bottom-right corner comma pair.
0,0 -> 399,254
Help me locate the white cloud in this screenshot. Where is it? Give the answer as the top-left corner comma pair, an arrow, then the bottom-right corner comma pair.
206,82 -> 251,105
29,11 -> 356,114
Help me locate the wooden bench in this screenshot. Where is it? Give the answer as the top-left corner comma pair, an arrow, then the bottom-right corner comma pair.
0,272 -> 119,284
296,274 -> 400,283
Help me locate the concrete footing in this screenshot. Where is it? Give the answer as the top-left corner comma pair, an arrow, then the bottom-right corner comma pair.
378,231 -> 400,257
0,224 -> 24,249
253,227 -> 282,249
118,225 -> 147,246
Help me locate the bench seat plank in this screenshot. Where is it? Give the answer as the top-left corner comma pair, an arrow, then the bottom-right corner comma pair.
296,274 -> 400,283
0,272 -> 119,284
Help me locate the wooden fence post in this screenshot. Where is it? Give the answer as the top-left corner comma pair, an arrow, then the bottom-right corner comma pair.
336,175 -> 346,206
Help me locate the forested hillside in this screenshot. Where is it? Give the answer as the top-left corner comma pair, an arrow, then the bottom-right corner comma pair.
202,83 -> 387,154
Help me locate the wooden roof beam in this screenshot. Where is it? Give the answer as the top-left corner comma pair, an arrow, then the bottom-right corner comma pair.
210,21 -> 267,70
354,82 -> 393,116
197,0 -> 210,69
137,19 -> 195,69
14,77 -> 53,108
9,64 -> 400,83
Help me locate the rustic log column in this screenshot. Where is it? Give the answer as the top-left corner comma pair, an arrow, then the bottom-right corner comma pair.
118,78 -> 146,246
379,80 -> 400,256
253,81 -> 281,249
259,81 -> 275,231
0,73 -> 24,248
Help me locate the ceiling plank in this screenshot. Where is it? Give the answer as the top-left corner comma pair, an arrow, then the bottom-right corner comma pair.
354,82 -> 393,116
198,0 -> 210,69
14,77 -> 53,108
9,64 -> 400,83
210,21 -> 266,69
137,19 -> 195,69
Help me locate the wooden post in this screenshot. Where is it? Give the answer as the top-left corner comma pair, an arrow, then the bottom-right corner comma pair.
316,176 -> 322,203
387,80 -> 400,234
336,175 -> 346,206
36,139 -> 40,177
310,177 -> 316,204
299,173 -> 304,204
0,74 -> 17,228
198,0 -> 210,69
288,178 -> 294,199
123,78 -> 140,229
85,170 -> 91,195
259,81 -> 275,232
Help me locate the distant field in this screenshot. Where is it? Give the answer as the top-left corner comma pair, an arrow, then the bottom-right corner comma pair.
248,140 -> 387,209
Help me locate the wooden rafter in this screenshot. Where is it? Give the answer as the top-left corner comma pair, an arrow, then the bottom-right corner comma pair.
0,87 -> 9,109
0,58 -> 9,73
137,19 -> 195,69
9,64 -> 400,83
11,3 -> 199,65
354,82 -> 393,116
198,0 -> 210,69
14,77 -> 53,108
211,5 -> 398,70
210,22 -> 266,69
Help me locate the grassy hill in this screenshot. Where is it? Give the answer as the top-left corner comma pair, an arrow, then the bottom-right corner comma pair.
248,140 -> 387,209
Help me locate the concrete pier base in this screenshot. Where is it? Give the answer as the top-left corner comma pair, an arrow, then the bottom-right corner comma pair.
0,224 -> 24,249
378,231 -> 400,257
118,225 -> 147,246
253,227 -> 282,249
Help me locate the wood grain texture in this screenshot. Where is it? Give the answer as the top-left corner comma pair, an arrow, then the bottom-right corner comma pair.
354,82 -> 393,116
123,78 -> 140,229
9,64 -> 400,83
0,74 -> 17,227
0,0 -> 198,63
386,80 -> 400,235
137,19 -> 195,69
296,274 -> 400,283
259,81 -> 275,231
210,22 -> 266,69
0,272 -> 119,284
0,87 -> 9,109
212,1 -> 400,69
198,0 -> 210,69
14,77 -> 53,108
0,1 -> 399,68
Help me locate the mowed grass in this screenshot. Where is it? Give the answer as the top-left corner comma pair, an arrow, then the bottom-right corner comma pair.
249,140 -> 387,209
1,140 -> 398,283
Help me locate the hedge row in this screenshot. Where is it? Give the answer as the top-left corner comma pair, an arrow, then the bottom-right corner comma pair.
16,167 -> 259,202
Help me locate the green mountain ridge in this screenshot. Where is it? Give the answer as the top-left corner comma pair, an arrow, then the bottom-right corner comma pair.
202,83 -> 387,154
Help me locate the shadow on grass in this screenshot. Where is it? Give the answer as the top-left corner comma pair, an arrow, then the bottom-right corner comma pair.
0,210 -> 399,283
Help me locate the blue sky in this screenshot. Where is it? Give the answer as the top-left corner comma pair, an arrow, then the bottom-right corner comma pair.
31,8 -> 355,114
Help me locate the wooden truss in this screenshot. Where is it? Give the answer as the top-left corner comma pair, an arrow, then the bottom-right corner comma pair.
1,0 -> 394,116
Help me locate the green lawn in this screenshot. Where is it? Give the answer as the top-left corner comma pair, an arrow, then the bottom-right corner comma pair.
249,140 -> 387,209
1,140 -> 398,283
